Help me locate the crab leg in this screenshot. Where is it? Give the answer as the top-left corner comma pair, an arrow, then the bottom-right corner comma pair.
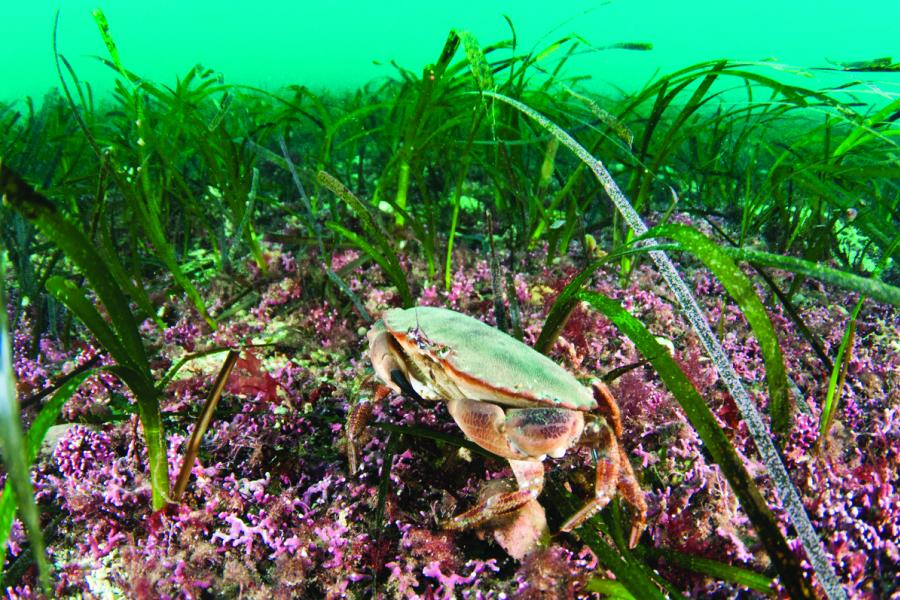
443,459 -> 545,530
616,446 -> 648,548
345,384 -> 391,474
559,422 -> 621,533
561,383 -> 647,546
559,424 -> 647,547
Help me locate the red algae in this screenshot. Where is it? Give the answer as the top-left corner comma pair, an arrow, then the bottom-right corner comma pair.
4,236 -> 898,599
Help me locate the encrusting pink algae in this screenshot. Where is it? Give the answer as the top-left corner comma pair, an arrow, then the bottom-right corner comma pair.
4,230 -> 898,599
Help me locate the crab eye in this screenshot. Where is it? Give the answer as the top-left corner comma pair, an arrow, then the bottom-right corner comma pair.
407,326 -> 430,351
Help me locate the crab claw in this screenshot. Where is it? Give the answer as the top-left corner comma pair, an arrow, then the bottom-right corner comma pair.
472,480 -> 549,560
443,460 -> 550,559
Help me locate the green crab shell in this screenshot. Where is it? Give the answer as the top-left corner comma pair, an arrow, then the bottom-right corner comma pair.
377,306 -> 597,411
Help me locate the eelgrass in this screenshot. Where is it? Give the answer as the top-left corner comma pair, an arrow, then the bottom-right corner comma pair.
88,11 -> 217,328
1,18 -> 897,596
818,233 -> 900,444
318,170 -> 414,307
172,350 -> 239,501
1,161 -> 171,510
0,253 -> 51,594
640,224 -> 792,433
572,290 -> 801,596
486,91 -> 845,599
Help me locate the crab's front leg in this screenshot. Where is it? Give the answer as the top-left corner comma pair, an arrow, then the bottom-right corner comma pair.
558,428 -> 647,548
441,399 -> 541,529
558,415 -> 622,533
560,383 -> 647,547
348,323 -> 423,473
345,384 -> 391,474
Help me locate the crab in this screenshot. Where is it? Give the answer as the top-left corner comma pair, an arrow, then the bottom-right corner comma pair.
353,306 -> 647,550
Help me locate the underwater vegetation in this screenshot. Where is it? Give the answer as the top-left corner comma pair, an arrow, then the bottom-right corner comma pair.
0,10 -> 899,599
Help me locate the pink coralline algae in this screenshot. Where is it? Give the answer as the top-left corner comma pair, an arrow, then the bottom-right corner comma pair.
304,302 -> 351,349
5,239 -> 899,598
52,426 -> 115,480
163,318 -> 202,352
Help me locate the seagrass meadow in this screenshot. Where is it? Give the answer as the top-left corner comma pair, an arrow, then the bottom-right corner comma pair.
0,3 -> 899,599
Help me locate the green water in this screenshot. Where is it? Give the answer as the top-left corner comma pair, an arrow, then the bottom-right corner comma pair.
3,0 -> 899,103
